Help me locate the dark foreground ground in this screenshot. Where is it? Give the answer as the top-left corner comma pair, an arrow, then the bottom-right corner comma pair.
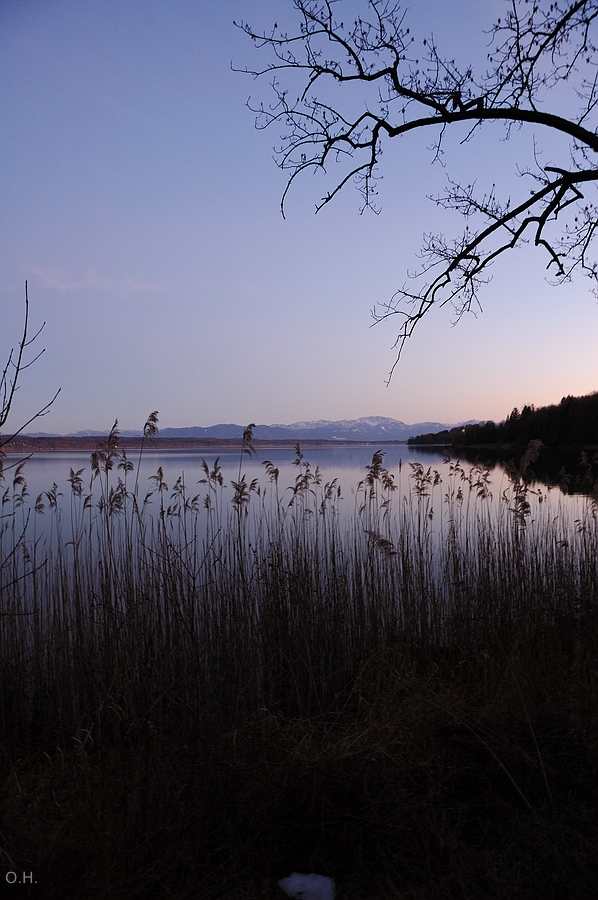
1,440 -> 597,898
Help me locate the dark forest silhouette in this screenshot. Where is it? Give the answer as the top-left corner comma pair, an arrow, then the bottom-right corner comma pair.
410,390 -> 598,449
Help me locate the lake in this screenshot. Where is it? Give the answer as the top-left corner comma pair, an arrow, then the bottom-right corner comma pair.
2,440 -> 596,639
1,441 -> 594,548
2,440 -> 593,507
3,443 -> 437,508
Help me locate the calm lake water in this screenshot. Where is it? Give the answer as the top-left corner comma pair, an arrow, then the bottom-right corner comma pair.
2,441 -> 593,532
5,443 -> 438,504
2,443 -> 596,616
4,444 -> 504,510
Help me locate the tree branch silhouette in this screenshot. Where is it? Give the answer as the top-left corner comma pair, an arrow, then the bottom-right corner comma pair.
1,282 -> 60,450
237,0 -> 598,380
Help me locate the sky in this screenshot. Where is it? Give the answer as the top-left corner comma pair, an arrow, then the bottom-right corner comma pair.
1,0 -> 597,434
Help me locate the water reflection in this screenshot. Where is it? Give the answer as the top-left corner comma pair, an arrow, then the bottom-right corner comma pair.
3,443 -> 433,514
1,442 -> 594,553
2,442 -> 596,627
414,443 -> 598,496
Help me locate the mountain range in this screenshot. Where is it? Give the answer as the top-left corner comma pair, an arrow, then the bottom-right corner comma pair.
26,416 -> 479,443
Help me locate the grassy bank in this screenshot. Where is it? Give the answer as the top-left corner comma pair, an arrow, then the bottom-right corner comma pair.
1,428 -> 597,898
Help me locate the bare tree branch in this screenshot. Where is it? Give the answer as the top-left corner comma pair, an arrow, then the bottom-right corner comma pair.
237,0 -> 598,380
0,282 -> 61,450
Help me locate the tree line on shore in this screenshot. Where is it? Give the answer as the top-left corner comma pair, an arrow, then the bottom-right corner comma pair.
409,391 -> 598,449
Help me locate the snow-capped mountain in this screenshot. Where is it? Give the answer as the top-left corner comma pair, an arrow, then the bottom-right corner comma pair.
24,417 -> 479,442
157,416 -> 478,442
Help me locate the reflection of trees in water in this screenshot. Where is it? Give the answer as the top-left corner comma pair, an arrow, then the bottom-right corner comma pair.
415,444 -> 598,497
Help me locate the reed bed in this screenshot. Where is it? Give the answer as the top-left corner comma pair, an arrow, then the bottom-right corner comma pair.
1,424 -> 597,899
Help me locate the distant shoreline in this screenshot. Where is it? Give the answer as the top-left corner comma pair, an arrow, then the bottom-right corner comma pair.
1,436 -> 410,453
408,441 -> 598,452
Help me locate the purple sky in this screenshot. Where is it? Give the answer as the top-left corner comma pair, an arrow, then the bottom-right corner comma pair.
1,0 -> 596,434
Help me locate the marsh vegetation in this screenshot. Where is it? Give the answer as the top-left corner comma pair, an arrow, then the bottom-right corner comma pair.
1,422 -> 597,898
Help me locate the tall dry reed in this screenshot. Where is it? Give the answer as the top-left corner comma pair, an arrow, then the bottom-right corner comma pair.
0,425 -> 597,898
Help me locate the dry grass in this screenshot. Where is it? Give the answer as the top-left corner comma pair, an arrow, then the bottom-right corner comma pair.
1,429 -> 597,898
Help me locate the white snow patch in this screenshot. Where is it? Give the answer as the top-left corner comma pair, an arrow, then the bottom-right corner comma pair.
278,872 -> 335,900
